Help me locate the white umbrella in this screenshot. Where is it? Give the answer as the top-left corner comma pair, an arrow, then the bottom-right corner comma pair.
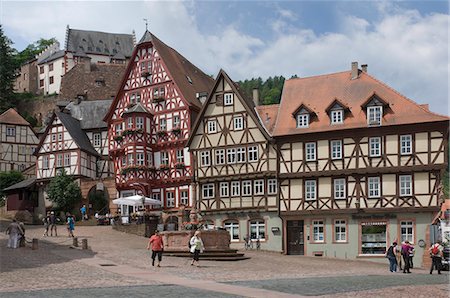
113,195 -> 161,206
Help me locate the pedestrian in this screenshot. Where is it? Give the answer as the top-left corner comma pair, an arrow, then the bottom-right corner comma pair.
385,241 -> 398,272
18,221 -> 26,247
66,213 -> 75,237
5,219 -> 24,249
429,240 -> 444,275
49,211 -> 59,237
401,240 -> 412,273
395,242 -> 403,271
189,230 -> 205,266
408,243 -> 415,269
43,212 -> 50,237
147,230 -> 164,267
80,205 -> 87,221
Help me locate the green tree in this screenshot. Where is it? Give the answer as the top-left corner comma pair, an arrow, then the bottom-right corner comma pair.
0,25 -> 19,113
15,37 -> 57,66
47,170 -> 82,212
0,170 -> 24,199
238,76 -> 285,105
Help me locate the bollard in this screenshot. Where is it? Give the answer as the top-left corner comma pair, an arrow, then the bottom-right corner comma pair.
32,238 -> 38,250
73,237 -> 78,247
81,238 -> 88,250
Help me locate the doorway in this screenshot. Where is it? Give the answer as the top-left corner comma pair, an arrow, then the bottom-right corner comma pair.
287,220 -> 304,255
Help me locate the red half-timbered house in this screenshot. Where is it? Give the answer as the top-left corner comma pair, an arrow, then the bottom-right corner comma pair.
104,31 -> 213,227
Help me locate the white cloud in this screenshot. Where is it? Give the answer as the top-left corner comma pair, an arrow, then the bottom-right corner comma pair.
2,1 -> 448,114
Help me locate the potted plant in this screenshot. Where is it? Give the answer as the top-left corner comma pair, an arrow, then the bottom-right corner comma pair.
113,135 -> 123,142
175,162 -> 185,169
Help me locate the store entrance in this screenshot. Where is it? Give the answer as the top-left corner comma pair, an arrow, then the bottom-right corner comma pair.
287,220 -> 304,255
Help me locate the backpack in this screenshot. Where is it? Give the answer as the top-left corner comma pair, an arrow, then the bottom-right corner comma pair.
431,245 -> 439,256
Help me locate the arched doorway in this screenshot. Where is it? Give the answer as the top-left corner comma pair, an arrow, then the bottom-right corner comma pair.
87,185 -> 109,215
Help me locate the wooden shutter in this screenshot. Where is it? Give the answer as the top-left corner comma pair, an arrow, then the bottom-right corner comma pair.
216,94 -> 224,106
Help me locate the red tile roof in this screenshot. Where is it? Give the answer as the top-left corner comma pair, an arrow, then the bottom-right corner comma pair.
0,108 -> 30,126
256,104 -> 279,134
273,70 -> 449,136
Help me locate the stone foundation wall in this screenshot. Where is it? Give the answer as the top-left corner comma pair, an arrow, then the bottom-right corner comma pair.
162,230 -> 231,252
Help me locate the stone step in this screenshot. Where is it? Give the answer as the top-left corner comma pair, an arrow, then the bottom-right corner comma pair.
164,250 -> 249,261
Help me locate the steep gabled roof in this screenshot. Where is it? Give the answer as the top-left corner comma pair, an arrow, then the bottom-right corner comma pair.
187,69 -> 271,147
273,70 -> 449,137
64,100 -> 113,130
104,31 -> 214,122
0,108 -> 31,126
37,50 -> 65,65
255,104 -> 279,135
122,103 -> 151,116
3,178 -> 36,192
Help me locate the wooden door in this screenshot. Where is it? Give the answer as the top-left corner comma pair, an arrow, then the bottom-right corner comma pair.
287,220 -> 304,255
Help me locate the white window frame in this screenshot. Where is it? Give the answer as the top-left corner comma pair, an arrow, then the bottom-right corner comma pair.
399,175 -> 412,196
400,220 -> 414,243
173,115 -> 180,128
64,153 -> 70,166
248,145 -> 258,162
127,117 -> 133,129
227,148 -> 236,164
224,221 -> 240,242
166,192 -> 175,208
400,135 -> 412,155
254,180 -> 264,195
159,118 -> 167,131
268,179 -> 277,195
368,177 -> 381,198
242,180 -> 252,196
43,156 -> 49,169
6,127 -> 15,137
220,182 -> 229,198
334,219 -> 347,242
231,181 -> 240,197
224,93 -> 233,106
215,149 -> 225,165
136,117 -> 144,129
331,109 -> 344,124
200,150 -> 210,167
305,180 -> 317,201
312,220 -> 325,243
334,178 -> 346,199
331,140 -> 342,160
160,151 -> 169,165
147,152 -> 153,167
367,106 -> 382,126
296,114 -> 309,128
115,123 -> 122,135
369,137 -> 381,157
127,153 -> 134,165
56,154 -> 63,167
207,119 -> 217,134
176,149 -> 184,164
136,152 -> 145,166
58,133 -> 62,141
180,190 -> 189,206
93,133 -> 101,147
236,147 -> 246,163
306,142 -> 316,161
250,220 -> 265,240
202,184 -> 214,199
233,116 -> 244,131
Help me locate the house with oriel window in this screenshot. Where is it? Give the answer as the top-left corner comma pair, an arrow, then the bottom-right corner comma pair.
273,62 -> 449,266
103,30 -> 214,228
187,70 -> 281,251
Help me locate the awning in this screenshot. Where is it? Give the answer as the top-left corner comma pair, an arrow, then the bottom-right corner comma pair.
112,195 -> 161,206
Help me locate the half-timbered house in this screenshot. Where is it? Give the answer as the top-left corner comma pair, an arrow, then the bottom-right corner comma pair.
187,70 -> 281,251
273,62 -> 449,266
0,108 -> 39,172
104,31 -> 214,228
35,100 -> 115,216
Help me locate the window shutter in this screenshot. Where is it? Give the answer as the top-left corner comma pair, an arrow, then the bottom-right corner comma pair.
216,94 -> 224,106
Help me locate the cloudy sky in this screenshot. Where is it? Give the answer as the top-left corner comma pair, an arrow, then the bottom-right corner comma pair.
1,1 -> 448,114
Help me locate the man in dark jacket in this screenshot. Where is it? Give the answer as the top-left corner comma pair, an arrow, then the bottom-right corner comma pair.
386,241 -> 397,272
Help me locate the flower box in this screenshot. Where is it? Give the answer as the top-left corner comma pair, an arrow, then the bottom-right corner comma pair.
113,135 -> 123,142
172,128 -> 181,135
141,71 -> 150,78
157,130 -> 167,137
153,96 -> 165,103
159,164 -> 170,171
175,163 -> 185,169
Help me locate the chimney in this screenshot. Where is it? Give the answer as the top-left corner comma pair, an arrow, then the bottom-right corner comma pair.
252,88 -> 260,106
361,64 -> 368,73
351,61 -> 359,80
420,104 -> 429,111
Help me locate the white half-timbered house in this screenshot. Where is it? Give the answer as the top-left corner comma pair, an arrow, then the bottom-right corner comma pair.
272,62 -> 449,266
187,70 -> 281,251
104,30 -> 213,228
0,108 -> 39,172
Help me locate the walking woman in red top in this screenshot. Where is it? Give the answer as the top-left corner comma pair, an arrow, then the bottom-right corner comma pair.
147,230 -> 164,267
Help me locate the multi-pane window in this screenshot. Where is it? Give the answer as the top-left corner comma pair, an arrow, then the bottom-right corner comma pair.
159,118 -> 167,131
367,106 -> 382,126
200,150 -> 210,167
207,120 -> 217,133
173,115 -> 180,128
176,149 -> 184,164
147,152 -> 153,167
334,178 -> 346,199
58,133 -> 63,141
136,93 -> 141,103
250,220 -> 265,240
331,110 -> 343,124
334,219 -> 347,242
166,192 -> 175,208
130,93 -> 136,104
224,221 -> 239,241
43,156 -> 49,169
93,133 -> 101,147
305,180 -> 317,200
122,156 -> 126,167
49,63 -> 54,71
331,140 -> 342,159
40,66 -> 44,74
224,93 -> 233,105
231,181 -> 240,196
115,123 -> 122,135
136,153 -> 145,166
180,190 -> 189,206
234,116 -> 244,130
368,177 -> 380,198
49,76 -> 54,84
399,175 -> 412,196
248,146 -> 258,162
306,142 -> 316,161
152,193 -> 161,202
242,181 -> 252,196
136,117 -> 144,129
227,148 -> 236,164
215,149 -> 225,165
127,153 -> 134,165
369,137 -> 381,157
64,153 -> 70,166
202,184 -> 214,199
268,179 -> 277,194
254,180 -> 264,195
6,127 -> 15,137
52,134 -> 56,142
236,147 -> 246,163
160,151 -> 169,165
312,220 -> 325,242
400,135 -> 412,155
400,220 -> 414,243
127,117 -> 133,129
296,114 -> 309,128
220,182 -> 229,197
39,79 -> 44,87
56,154 -> 63,167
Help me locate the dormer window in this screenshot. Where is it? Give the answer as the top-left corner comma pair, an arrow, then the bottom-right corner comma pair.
297,114 -> 309,128
367,106 -> 382,126
331,110 -> 343,124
